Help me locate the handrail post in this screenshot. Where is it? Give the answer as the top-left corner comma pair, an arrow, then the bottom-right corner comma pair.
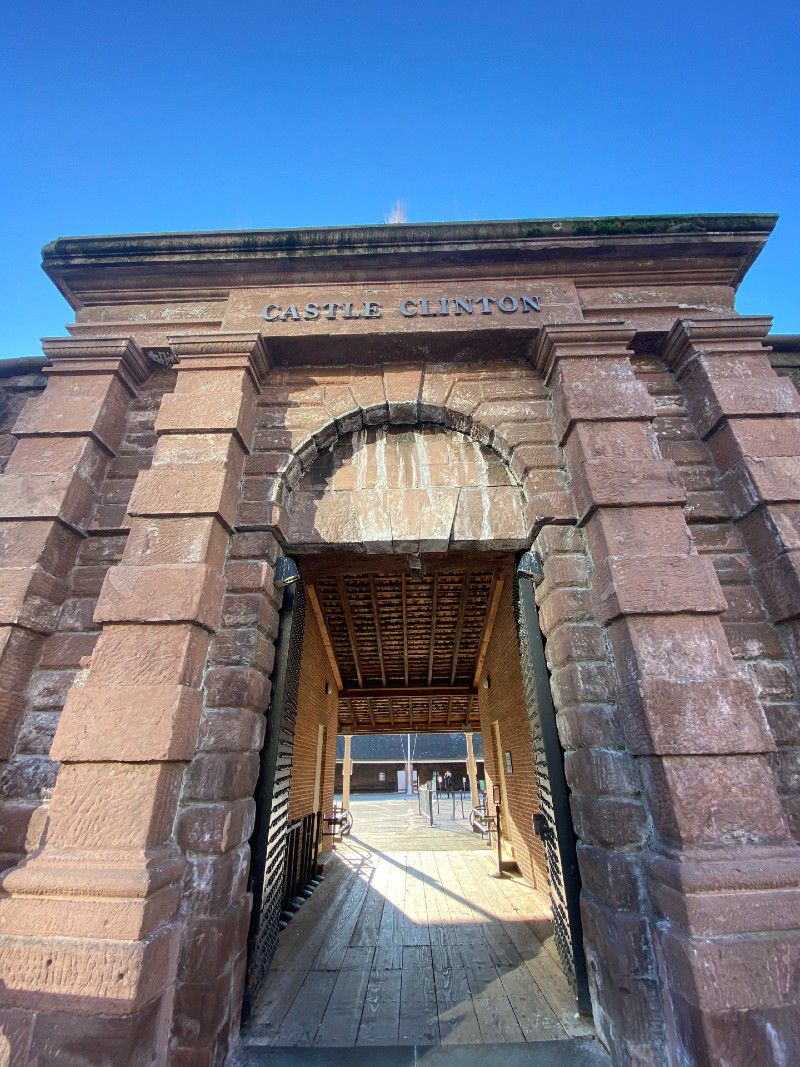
495,803 -> 505,878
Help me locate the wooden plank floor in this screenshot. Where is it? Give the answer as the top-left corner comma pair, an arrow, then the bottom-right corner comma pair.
245,796 -> 595,1048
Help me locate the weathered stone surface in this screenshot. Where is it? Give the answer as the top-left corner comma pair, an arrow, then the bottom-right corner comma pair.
123,516 -> 229,570
94,564 -> 225,630
571,458 -> 687,520
0,569 -> 66,634
26,997 -> 164,1064
640,754 -> 789,847
1,228 -> 798,1067
552,357 -> 655,441
452,486 -> 526,548
197,708 -> 265,753
155,388 -> 256,447
182,753 -> 259,803
0,924 -> 180,1013
175,798 -> 254,854
52,684 -> 204,761
0,472 -> 95,530
616,677 -> 773,755
46,763 -> 185,850
657,925 -> 800,1012
592,553 -> 727,622
12,374 -> 132,453
127,461 -> 242,529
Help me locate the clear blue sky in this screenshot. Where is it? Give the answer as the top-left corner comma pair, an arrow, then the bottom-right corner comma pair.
2,2 -> 798,358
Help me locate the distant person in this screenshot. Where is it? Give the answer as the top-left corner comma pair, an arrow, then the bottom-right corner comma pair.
444,770 -> 453,796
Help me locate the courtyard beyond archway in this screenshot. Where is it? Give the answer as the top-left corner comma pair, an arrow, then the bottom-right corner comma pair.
241,796 -> 603,1056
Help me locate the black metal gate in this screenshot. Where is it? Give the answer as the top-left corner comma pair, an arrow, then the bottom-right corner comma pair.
282,810 -> 322,916
242,577 -> 306,1019
515,566 -> 591,1014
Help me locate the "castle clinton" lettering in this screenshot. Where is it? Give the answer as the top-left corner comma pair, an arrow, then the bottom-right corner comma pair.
261,294 -> 541,322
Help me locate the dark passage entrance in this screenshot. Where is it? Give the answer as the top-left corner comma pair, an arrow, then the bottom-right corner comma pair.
241,553 -> 598,1056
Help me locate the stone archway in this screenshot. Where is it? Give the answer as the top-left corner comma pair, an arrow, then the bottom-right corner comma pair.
244,360 -> 574,548
0,322 -> 796,1067
286,423 -> 529,553
237,402 -> 597,1047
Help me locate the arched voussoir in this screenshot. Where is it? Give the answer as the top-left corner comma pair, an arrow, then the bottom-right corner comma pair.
243,364 -> 575,546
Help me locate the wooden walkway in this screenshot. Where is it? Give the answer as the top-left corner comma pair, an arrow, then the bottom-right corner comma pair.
244,798 -> 596,1049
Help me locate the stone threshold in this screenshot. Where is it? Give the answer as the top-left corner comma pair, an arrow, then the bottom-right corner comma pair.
231,1038 -> 611,1066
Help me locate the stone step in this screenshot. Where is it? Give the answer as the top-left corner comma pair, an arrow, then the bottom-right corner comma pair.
231,1038 -> 611,1067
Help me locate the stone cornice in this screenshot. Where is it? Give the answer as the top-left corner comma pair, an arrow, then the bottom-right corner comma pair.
531,322 -> 636,381
40,213 -> 777,309
661,315 -> 774,374
166,332 -> 271,387
40,335 -> 150,391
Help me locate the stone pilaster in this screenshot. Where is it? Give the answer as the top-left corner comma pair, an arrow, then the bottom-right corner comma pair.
534,323 -> 800,1066
0,337 -> 149,866
662,318 -> 800,629
0,334 -> 268,1063
662,314 -> 800,895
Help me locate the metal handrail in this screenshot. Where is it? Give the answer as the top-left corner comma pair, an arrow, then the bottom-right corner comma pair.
280,810 -> 322,922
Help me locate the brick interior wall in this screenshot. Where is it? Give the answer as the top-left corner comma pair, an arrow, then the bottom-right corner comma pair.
287,600 -> 338,852
477,579 -> 548,889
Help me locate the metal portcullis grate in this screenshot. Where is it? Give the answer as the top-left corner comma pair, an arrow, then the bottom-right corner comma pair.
514,574 -> 591,1014
243,579 -> 307,1017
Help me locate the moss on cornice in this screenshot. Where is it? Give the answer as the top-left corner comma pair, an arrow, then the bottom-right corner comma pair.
41,213 -> 778,262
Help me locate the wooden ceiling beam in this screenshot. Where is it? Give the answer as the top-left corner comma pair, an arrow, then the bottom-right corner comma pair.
369,576 -> 387,686
427,571 -> 439,686
306,582 -> 344,691
473,576 -> 504,687
300,550 -> 514,581
401,574 -> 408,687
368,698 -> 376,729
340,685 -> 476,699
449,567 -> 472,684
337,575 -> 364,688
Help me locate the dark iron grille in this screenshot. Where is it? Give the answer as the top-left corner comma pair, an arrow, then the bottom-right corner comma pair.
514,574 -> 591,1013
243,579 -> 306,1017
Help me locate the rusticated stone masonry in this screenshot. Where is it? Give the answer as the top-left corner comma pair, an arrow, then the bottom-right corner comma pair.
632,344 -> 800,853
0,333 -> 268,1061
0,365 -> 46,474
0,362 -> 176,874
531,520 -> 663,1063
535,322 -> 800,1066
0,214 -> 797,1067
244,360 -> 572,552
0,340 -> 151,878
662,320 -> 800,844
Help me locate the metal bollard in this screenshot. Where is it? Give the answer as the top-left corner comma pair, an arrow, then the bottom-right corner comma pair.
495,804 -> 505,877
452,792 -> 456,820
428,787 -> 434,827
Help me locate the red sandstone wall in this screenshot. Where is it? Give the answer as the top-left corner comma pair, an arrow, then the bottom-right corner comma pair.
0,365 -> 176,869
632,352 -> 800,837
477,579 -> 548,889
287,601 -> 338,851
0,367 -> 47,472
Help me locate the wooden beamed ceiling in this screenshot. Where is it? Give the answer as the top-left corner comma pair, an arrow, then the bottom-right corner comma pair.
302,553 -> 511,734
